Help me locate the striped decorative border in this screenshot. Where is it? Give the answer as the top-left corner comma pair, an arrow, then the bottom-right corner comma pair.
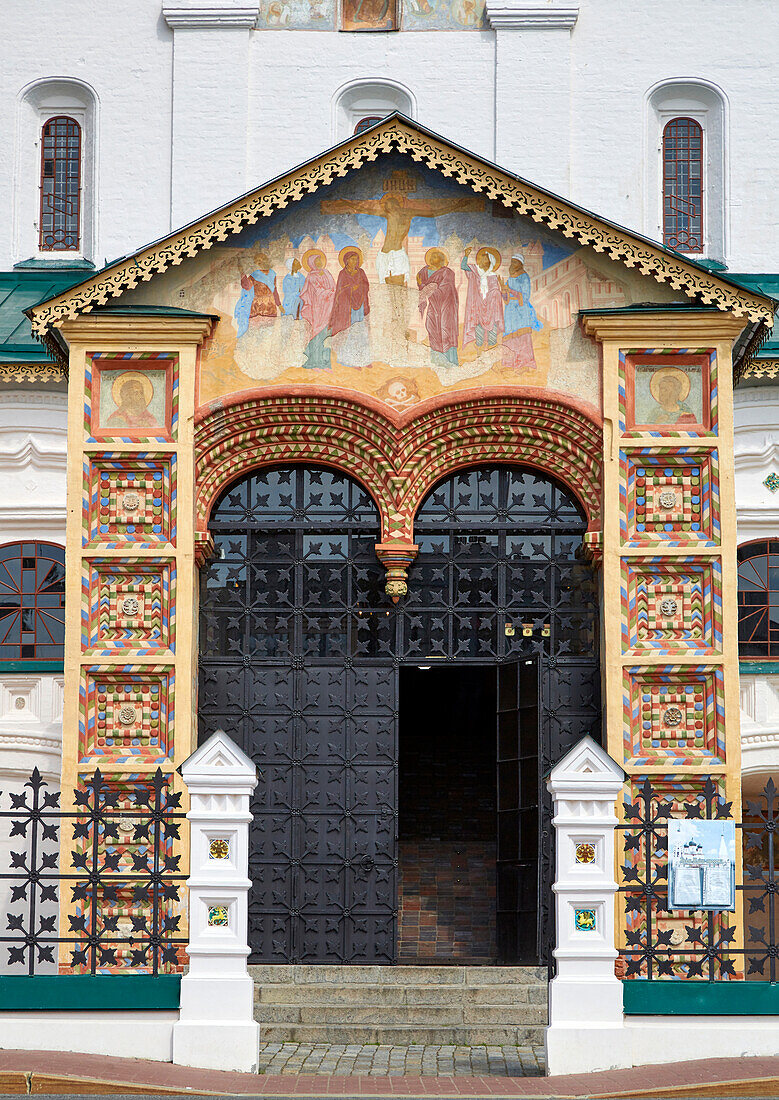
618,348 -> 717,438
620,557 -> 722,655
622,664 -> 725,767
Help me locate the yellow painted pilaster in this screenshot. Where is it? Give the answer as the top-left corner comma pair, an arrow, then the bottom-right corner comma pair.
57,312 -> 213,971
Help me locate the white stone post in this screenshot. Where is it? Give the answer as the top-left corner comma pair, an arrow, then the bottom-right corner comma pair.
172,729 -> 260,1073
544,735 -> 630,1075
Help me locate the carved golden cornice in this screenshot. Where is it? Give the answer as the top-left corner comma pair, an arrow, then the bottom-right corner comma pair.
743,358 -> 779,380
27,117 -> 774,339
0,362 -> 66,384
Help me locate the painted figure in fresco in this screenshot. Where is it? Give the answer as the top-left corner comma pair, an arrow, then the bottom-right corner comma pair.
377,376 -> 421,410
329,248 -> 371,369
321,189 -> 483,286
106,372 -> 162,431
266,0 -> 291,24
282,258 -> 306,319
461,246 -> 504,351
499,253 -> 542,371
300,249 -> 336,369
645,366 -> 698,425
417,248 -> 460,367
342,0 -> 395,30
234,251 -> 280,337
454,0 -> 480,25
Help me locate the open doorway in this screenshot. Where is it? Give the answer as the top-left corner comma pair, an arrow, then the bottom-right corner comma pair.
398,665 -> 498,963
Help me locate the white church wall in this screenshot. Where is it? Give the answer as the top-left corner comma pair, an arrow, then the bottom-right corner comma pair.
1,1 -> 779,269
735,384 -> 779,784
0,390 -> 68,543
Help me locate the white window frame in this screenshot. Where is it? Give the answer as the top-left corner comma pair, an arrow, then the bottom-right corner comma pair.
644,79 -> 728,265
14,78 -> 99,264
332,78 -> 415,142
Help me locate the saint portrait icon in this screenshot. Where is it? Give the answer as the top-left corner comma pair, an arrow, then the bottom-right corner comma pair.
630,358 -> 708,431
95,366 -> 171,438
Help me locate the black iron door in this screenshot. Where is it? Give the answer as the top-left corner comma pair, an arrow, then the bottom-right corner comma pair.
199,464 -> 600,964
199,468 -> 396,962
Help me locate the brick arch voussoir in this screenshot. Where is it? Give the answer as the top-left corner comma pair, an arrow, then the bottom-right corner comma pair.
396,402 -> 602,541
194,396 -> 401,537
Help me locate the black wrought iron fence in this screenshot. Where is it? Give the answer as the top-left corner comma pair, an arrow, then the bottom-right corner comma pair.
619,776 -> 778,981
0,767 -> 187,974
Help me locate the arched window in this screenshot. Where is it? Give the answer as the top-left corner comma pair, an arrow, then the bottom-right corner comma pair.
738,540 -> 779,658
0,542 -> 65,662
333,79 -> 415,141
39,115 -> 81,251
353,115 -> 384,135
662,117 -> 703,253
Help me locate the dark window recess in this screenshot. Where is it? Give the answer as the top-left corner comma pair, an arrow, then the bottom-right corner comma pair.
39,115 -> 81,251
738,540 -> 779,659
0,542 -> 65,662
353,115 -> 384,134
662,116 -> 703,253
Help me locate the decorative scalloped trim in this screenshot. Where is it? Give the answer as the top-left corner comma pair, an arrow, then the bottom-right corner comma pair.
28,119 -> 774,338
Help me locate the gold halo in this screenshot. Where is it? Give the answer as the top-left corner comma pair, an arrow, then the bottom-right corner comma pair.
111,370 -> 154,407
476,246 -> 501,272
649,365 -> 691,403
424,247 -> 449,267
302,248 -> 327,272
338,246 -> 363,268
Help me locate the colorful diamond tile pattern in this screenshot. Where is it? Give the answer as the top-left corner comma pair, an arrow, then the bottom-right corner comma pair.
84,454 -> 175,547
84,558 -> 175,654
621,559 -> 722,654
764,472 -> 779,493
79,667 -> 173,762
624,666 -> 724,766
620,449 -> 718,546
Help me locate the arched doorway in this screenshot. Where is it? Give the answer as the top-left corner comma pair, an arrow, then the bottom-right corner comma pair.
198,464 -> 600,964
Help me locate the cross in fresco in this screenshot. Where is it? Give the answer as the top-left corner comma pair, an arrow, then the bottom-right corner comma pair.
321,179 -> 484,286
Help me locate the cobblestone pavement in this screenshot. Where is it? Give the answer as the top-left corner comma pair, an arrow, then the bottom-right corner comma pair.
257,1043 -> 545,1076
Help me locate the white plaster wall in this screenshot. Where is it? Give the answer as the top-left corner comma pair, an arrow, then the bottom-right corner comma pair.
734,384 -> 779,783
0,390 -> 68,543
0,674 -> 63,974
1,1 -> 779,267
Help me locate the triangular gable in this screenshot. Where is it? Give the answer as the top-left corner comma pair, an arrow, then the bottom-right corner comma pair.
28,115 -> 775,338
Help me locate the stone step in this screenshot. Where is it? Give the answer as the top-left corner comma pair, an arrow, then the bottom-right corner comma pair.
256,982 -> 546,1005
248,964 -> 546,985
254,1003 -> 547,1026
255,1023 -> 546,1045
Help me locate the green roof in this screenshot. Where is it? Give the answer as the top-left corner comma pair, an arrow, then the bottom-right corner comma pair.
0,268 -> 88,364
726,274 -> 779,357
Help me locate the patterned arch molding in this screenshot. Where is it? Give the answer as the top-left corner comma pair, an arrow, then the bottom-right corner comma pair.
28,117 -> 773,337
195,389 -> 603,597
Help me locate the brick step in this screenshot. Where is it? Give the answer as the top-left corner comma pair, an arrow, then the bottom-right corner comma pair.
248,964 -> 546,986
255,1023 -> 546,1045
254,1003 -> 547,1026
256,982 -> 546,1006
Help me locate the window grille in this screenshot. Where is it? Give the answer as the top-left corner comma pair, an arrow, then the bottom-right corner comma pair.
353,115 -> 384,135
39,115 -> 81,251
0,542 -> 65,661
662,116 -> 703,253
737,540 -> 779,659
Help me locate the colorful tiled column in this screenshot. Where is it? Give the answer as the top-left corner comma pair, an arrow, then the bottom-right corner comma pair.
58,313 -> 213,970
583,311 -> 745,974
